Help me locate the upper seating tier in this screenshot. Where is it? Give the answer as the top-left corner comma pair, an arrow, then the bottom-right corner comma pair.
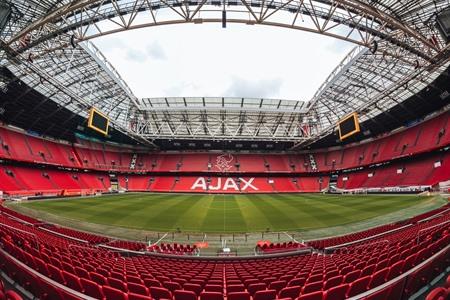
0,111 -> 448,173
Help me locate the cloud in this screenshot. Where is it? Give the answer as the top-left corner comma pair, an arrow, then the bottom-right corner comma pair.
163,81 -> 201,97
146,42 -> 167,60
223,77 -> 283,98
92,37 -> 126,51
126,49 -> 148,62
93,24 -> 354,100
122,42 -> 167,63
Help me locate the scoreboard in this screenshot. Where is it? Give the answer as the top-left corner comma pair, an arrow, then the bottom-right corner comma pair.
88,107 -> 109,135
338,112 -> 360,140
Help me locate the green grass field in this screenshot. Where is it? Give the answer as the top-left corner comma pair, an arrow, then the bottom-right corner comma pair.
15,193 -> 436,233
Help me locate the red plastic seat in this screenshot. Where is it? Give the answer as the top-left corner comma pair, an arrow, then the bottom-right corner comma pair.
307,274 -> 323,284
144,278 -> 161,288
323,284 -> 348,300
127,283 -> 149,296
5,290 -> 22,300
268,280 -> 286,292
127,276 -> 144,285
302,281 -> 322,294
80,278 -> 104,299
74,266 -> 89,279
374,259 -> 388,272
174,290 -> 197,300
62,271 -> 83,292
89,272 -> 107,285
227,292 -> 250,300
61,262 -> 75,274
343,270 -> 360,284
253,289 -> 277,300
191,280 -> 205,289
103,286 -> 128,300
173,278 -> 188,286
247,283 -> 266,296
0,290 -> 5,300
36,276 -> 65,300
297,291 -> 323,300
164,282 -> 183,293
34,258 -> 50,277
227,285 -> 245,294
324,270 -> 339,280
425,287 -> 448,300
108,277 -> 128,292
200,291 -> 224,300
346,275 -> 370,298
288,278 -> 306,287
386,260 -> 404,281
340,266 -> 353,275
150,287 -> 173,300
278,286 -> 301,299
128,293 -> 153,300
402,254 -> 418,272
184,283 -> 202,296
360,264 -> 375,277
243,279 -> 259,289
47,264 -> 65,284
205,285 -> 222,293
323,275 -> 342,290
368,268 -> 388,289
96,268 -> 110,278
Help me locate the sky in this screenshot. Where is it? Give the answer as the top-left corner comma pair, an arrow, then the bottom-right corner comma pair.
93,23 -> 354,101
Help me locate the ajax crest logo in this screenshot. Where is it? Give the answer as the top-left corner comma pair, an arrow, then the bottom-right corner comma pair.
215,153 -> 234,172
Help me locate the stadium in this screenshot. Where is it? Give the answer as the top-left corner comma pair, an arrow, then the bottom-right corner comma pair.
0,0 -> 450,299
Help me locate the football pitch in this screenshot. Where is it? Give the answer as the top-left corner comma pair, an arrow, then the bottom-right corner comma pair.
14,193 -> 439,233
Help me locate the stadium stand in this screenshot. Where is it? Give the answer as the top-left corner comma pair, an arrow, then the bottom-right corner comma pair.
39,224 -> 110,244
104,241 -> 147,252
0,80 -> 448,299
336,151 -> 450,191
0,111 -> 448,175
255,242 -> 307,254
0,203 -> 448,300
307,204 -> 450,250
147,243 -> 198,255
0,114 -> 448,196
0,166 -> 110,197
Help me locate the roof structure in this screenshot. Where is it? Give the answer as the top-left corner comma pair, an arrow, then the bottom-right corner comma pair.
131,97 -> 312,141
0,0 -> 449,146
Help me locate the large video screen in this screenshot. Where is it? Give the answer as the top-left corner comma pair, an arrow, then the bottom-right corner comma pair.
338,112 -> 360,140
88,108 -> 109,135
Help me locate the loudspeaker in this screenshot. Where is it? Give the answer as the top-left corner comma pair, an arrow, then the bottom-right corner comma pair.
0,2 -> 11,35
436,7 -> 450,43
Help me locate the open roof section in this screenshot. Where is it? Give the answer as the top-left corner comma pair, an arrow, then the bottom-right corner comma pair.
0,0 -> 449,146
131,97 -> 311,141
